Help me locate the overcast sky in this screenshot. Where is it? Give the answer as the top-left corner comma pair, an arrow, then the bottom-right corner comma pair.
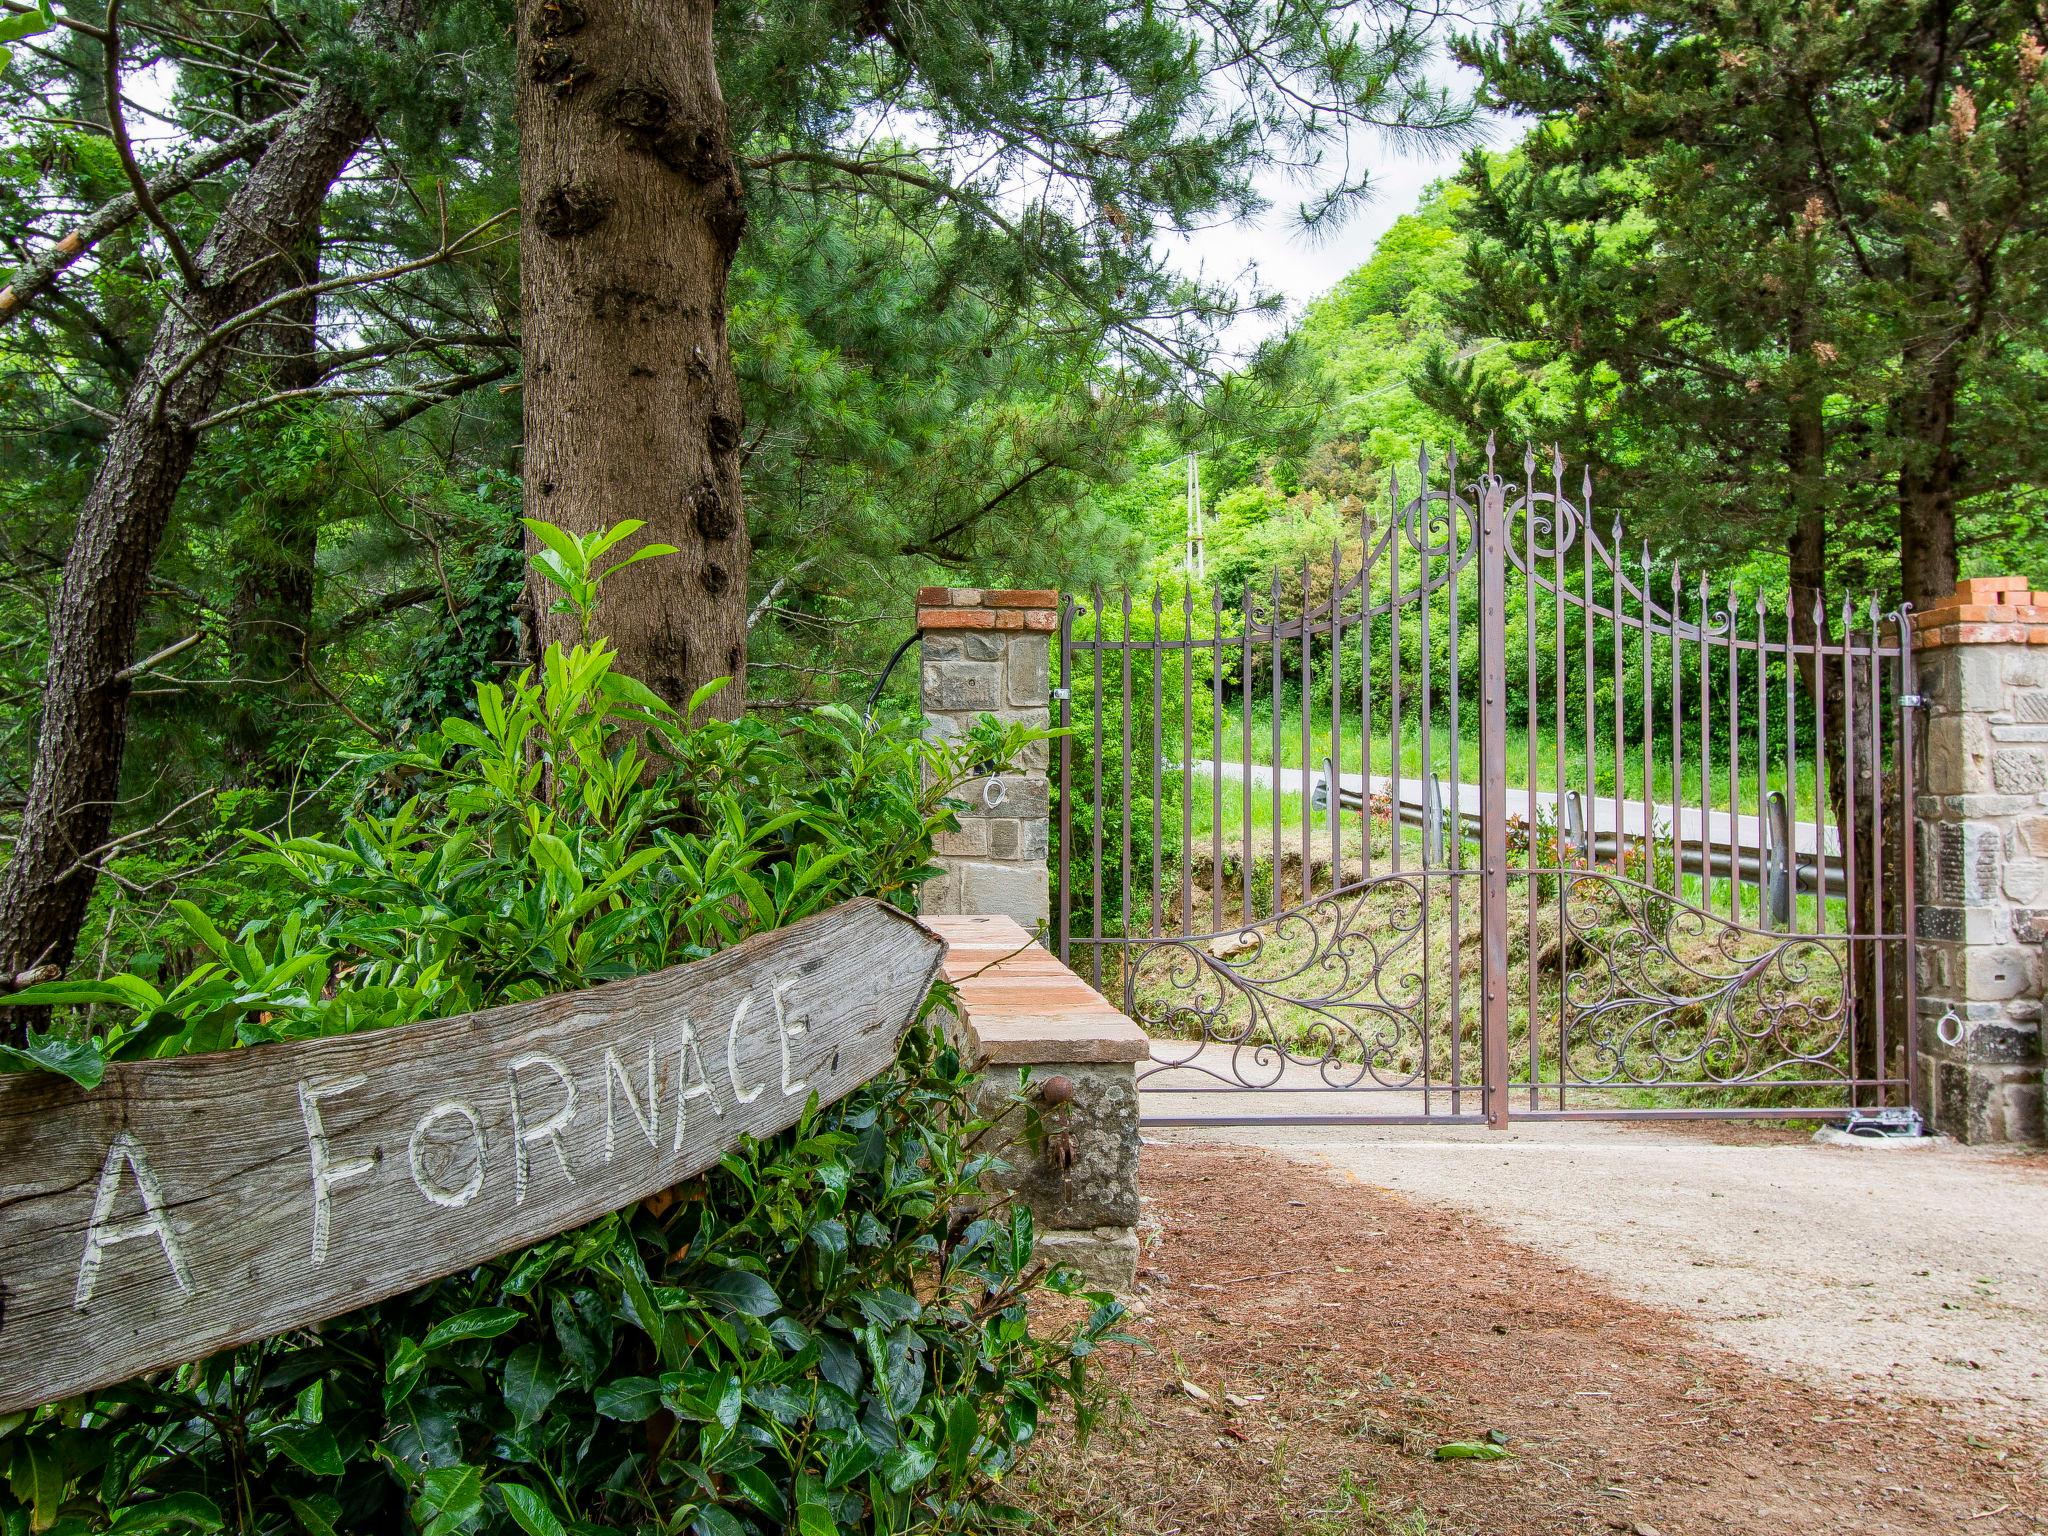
1163,59 -> 1506,356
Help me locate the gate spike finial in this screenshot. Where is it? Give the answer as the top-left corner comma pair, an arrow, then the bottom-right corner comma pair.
1522,443 -> 1537,481
1485,431 -> 1497,472
1417,441 -> 1430,490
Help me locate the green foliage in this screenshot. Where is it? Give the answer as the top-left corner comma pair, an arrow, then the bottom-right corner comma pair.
0,1023 -> 1118,1536
0,526 -> 1106,1534
1426,0 -> 2048,601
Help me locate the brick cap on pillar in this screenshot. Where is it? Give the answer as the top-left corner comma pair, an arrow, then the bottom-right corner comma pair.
1911,576 -> 2048,649
918,587 -> 1059,632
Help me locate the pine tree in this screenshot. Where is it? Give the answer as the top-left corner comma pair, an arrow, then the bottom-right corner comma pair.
1429,0 -> 2048,609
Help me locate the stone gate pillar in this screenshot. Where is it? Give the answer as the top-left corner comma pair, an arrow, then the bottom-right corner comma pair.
1913,576 -> 2048,1144
916,588 -> 1055,932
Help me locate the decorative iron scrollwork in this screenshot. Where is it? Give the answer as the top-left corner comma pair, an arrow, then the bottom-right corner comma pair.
1130,874 -> 1449,1091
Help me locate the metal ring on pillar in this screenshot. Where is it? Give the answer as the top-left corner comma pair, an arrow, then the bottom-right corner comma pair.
1935,1009 -> 1964,1048
983,777 -> 1007,810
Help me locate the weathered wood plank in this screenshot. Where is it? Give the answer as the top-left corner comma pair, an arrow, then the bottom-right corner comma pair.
0,898 -> 943,1413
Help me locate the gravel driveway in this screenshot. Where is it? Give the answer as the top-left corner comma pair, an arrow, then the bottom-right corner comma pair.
1146,1108 -> 2048,1430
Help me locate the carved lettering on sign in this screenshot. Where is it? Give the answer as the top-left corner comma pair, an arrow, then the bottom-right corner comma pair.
0,898 -> 943,1415
409,1101 -> 486,1208
74,1132 -> 191,1310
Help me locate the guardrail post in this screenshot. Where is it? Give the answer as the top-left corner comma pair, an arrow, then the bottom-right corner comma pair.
916,588 -> 1055,931
1912,576 -> 2048,1143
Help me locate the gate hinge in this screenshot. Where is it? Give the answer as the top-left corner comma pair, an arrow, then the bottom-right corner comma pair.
1051,686 -> 1072,702
1900,693 -> 1925,708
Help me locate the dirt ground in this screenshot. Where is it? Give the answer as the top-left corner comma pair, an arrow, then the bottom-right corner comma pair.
1140,1106 -> 2048,1429
1025,1144 -> 2045,1536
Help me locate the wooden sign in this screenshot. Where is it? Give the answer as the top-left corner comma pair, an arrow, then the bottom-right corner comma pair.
0,898 -> 943,1414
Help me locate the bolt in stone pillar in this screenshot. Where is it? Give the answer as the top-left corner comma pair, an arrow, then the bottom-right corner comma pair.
916,588 -> 1056,931
1913,576 -> 2048,1144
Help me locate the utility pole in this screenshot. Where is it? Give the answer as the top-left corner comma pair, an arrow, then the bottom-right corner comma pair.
1184,452 -> 1206,581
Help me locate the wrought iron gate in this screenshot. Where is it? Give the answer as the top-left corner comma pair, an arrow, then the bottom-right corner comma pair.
1054,443 -> 1918,1125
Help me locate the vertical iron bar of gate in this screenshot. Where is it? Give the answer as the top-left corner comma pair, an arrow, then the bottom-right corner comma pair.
1784,588 -> 1798,929
1670,569 -> 1683,904
1091,585 -> 1105,990
1240,587 -> 1253,924
1610,519 -> 1624,876
1361,527 -> 1374,883
1261,573 -> 1277,909
1727,582 -> 1740,922
1841,600 -> 1858,1094
1868,602 -> 1884,1105
1698,577 -> 1711,923
1417,460 -> 1435,1114
1330,542 -> 1343,887
1479,467 -> 1511,1129
1525,457 -> 1541,1110
1581,481 -> 1595,880
1391,474 -> 1404,887
1182,587 -> 1195,936
1121,590 -> 1133,961
1553,456 -> 1569,1109
1641,544 -> 1654,885
1448,469 -> 1464,1115
1813,595 -> 1828,938
1057,596 -> 1074,965
1150,589 -> 1164,939
1757,595 -> 1769,920
1269,570 -> 1282,909
1900,620 -> 1919,1112
1212,592 -> 1224,926
1300,556 -> 1313,900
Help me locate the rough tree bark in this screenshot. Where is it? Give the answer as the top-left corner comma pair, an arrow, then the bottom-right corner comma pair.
516,0 -> 749,717
1782,343 -> 1886,1087
0,1 -> 416,1022
1896,353 -> 1962,612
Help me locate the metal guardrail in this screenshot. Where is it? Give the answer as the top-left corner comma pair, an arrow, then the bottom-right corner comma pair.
1312,767 -> 1841,912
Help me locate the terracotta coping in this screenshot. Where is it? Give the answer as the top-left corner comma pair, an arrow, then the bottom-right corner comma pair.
916,587 -> 1059,633
1911,576 -> 2048,648
921,913 -> 1150,1067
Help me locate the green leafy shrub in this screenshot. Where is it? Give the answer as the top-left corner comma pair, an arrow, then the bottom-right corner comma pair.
0,522 -> 1115,1534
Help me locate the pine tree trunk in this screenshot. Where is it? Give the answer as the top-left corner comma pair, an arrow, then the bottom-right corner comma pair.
1897,357 -> 1962,611
225,245 -> 322,785
0,2 -> 414,1026
517,0 -> 749,716
1782,359 -> 1883,1088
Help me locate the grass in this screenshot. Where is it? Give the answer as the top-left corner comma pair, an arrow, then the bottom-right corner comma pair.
1167,770 -> 1847,934
1076,799 -> 1884,1113
1210,697 -> 1832,824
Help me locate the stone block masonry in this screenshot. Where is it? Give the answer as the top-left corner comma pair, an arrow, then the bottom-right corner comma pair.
1911,576 -> 2048,1143
924,914 -> 1148,1290
918,589 -> 1055,930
